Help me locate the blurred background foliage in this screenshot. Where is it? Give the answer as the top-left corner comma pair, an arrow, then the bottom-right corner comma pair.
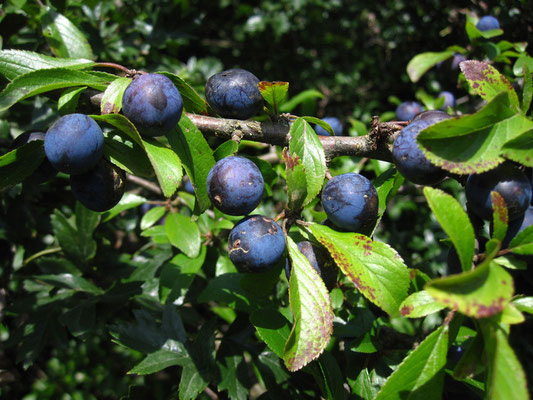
1,1 -> 532,399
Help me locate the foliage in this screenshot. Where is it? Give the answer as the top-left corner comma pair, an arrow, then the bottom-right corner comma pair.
1,1 -> 533,399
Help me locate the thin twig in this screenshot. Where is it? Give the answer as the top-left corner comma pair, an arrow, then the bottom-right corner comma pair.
126,175 -> 162,195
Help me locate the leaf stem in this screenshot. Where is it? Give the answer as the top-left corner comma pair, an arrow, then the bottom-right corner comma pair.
23,247 -> 62,266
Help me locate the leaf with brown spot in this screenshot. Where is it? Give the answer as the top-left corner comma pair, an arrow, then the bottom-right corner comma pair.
461,60 -> 520,110
283,236 -> 333,372
418,92 -> 533,174
425,261 -> 514,319
258,81 -> 289,109
399,290 -> 445,318
306,224 -> 410,316
100,77 -> 131,115
491,191 -> 508,243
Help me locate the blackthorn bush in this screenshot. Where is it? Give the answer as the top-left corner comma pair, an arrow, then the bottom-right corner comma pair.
465,163 -> 532,221
205,69 -> 263,120
122,73 -> 183,137
206,156 -> 264,215
44,114 -> 104,175
228,215 -> 286,272
70,159 -> 126,212
321,173 -> 378,233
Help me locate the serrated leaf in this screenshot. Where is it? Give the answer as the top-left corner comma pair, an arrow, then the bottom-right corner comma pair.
129,344 -> 188,375
509,225 -> 533,255
143,139 -> 183,198
465,21 -> 504,41
159,71 -> 211,115
258,81 -> 289,109
512,296 -> 533,314
165,213 -> 201,258
0,50 -> 95,81
75,201 -> 99,260
501,129 -> 533,167
425,261 -> 514,318
250,308 -> 291,358
41,8 -> 94,59
36,273 -> 103,294
92,114 -> 143,146
217,351 -> 249,400
490,192 -> 508,243
283,236 -> 333,372
399,290 -> 446,318
317,352 -> 345,400
480,320 -> 529,400
418,92 -> 533,174
285,117 -> 326,210
166,115 -> 215,214
306,223 -> 410,316
424,187 -> 475,272
375,325 -> 449,400
407,50 -> 455,83
0,141 -> 44,189
58,86 -> 86,115
460,61 -> 520,110
103,132 -> 154,177
374,167 -> 404,221
213,140 -> 239,161
101,77 -> 131,114
0,68 -> 109,112
521,64 -> 532,114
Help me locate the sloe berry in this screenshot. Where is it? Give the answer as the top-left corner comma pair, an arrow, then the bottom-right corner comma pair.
70,159 -> 126,211
207,156 -> 264,216
315,117 -> 343,136
476,15 -> 500,31
44,114 -> 104,175
466,163 -> 532,221
395,101 -> 424,121
122,73 -> 183,137
438,91 -> 455,110
205,69 -> 263,120
321,173 -> 379,233
392,117 -> 450,185
228,215 -> 286,273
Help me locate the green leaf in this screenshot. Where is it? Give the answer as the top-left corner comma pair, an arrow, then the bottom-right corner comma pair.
480,320 -> 529,400
501,129 -> 533,167
0,68 -> 109,112
140,206 -> 166,230
418,92 -> 533,174
423,187 -> 475,272
0,141 -> 44,189
58,86 -> 85,115
50,209 -> 96,263
425,261 -> 514,318
159,71 -> 211,115
352,369 -> 380,400
285,117 -> 326,210
306,223 -> 410,316
317,352 -> 345,400
103,132 -> 154,177
101,77 -> 131,114
75,201 -> 99,261
279,89 -> 324,113
407,50 -> 455,83
490,192 -> 508,243
35,273 -> 103,294
374,167 -> 404,221
250,308 -> 291,358
258,81 -> 289,110
92,114 -> 143,146
197,274 -> 253,312
213,140 -> 239,161
217,350 -> 249,400
101,193 -> 146,222
143,138 -> 183,198
512,296 -> 533,314
375,325 -> 449,400
167,115 -> 215,214
399,290 -> 446,318
0,49 -> 95,81
465,21 -> 503,41
521,64 -> 532,114
160,249 -> 207,304
460,61 -> 520,111
509,225 -> 533,255
283,236 -> 333,372
165,213 -> 201,258
129,346 -> 188,375
41,8 -> 94,59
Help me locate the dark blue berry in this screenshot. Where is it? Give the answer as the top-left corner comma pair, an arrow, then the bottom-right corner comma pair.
395,101 -> 424,121
315,117 -> 343,136
438,91 -> 455,110
476,15 -> 500,31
